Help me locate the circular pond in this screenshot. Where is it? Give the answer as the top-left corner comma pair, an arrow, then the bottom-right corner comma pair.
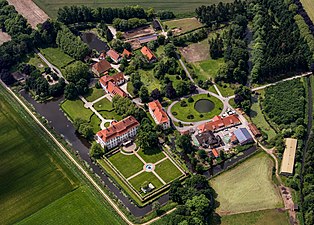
194,99 -> 215,113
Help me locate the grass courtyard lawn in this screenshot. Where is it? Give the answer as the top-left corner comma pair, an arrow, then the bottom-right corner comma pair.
26,53 -> 47,73
220,209 -> 289,225
99,110 -> 122,121
154,159 -> 183,183
40,47 -> 75,69
139,69 -> 161,94
109,152 -> 144,178
250,96 -> 276,141
137,148 -> 165,163
61,99 -> 92,121
301,0 -> 314,23
33,0 -> 234,18
17,186 -> 124,225
192,58 -> 225,81
155,45 -> 165,58
164,17 -> 203,35
0,85 -> 125,225
84,88 -> 105,102
210,152 -> 283,214
89,114 -> 101,133
129,171 -> 163,192
171,94 -> 223,122
94,97 -> 113,111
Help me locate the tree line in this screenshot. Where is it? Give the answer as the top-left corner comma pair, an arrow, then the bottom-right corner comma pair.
112,17 -> 147,31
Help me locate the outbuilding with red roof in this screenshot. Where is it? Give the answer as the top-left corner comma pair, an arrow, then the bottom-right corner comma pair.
148,100 -> 170,129
141,46 -> 156,63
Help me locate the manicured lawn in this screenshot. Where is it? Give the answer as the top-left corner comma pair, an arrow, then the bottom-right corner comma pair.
33,0 -> 234,18
250,96 -> 276,141
210,152 -> 283,214
154,159 -> 182,183
301,0 -> 314,23
99,110 -> 122,121
0,84 -> 125,225
139,69 -> 161,94
85,88 -> 105,102
164,17 -> 203,35
216,82 -> 236,97
26,53 -> 47,73
94,97 -> 113,111
89,114 -> 101,133
108,152 -> 144,178
129,171 -> 163,192
40,47 -> 75,69
17,186 -> 124,225
220,209 -> 289,225
171,94 -> 223,122
61,99 -> 92,121
137,148 -> 165,163
192,58 -> 225,81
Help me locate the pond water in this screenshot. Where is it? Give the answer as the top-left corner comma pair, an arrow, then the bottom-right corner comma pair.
194,99 -> 215,113
81,32 -> 109,52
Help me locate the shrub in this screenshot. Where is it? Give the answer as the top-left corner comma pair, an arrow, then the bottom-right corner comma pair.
188,97 -> 194,103
172,112 -> 177,116
180,100 -> 187,107
187,114 -> 194,119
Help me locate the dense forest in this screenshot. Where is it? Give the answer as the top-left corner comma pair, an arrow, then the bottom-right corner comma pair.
263,79 -> 305,138
251,0 -> 311,82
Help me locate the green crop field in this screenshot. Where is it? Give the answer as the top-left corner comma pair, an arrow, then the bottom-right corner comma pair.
40,47 -> 75,69
0,84 -> 125,225
171,94 -> 223,122
109,152 -> 144,178
33,0 -> 235,18
210,152 -> 283,215
301,0 -> 314,23
154,159 -> 182,183
220,209 -> 289,225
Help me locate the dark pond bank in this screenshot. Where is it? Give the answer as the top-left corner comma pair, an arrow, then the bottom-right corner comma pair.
81,32 -> 109,52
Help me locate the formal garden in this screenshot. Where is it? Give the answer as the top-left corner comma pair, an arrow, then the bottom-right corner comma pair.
101,146 -> 185,204
171,94 -> 223,122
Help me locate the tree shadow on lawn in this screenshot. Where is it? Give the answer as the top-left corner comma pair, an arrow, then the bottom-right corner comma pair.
142,146 -> 162,156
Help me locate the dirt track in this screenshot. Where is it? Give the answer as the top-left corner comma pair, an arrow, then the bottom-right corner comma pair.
7,0 -> 49,28
0,31 -> 11,45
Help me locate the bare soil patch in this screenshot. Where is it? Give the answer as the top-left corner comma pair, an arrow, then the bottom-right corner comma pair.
0,31 -> 11,45
123,25 -> 155,40
7,0 -> 49,28
179,39 -> 209,62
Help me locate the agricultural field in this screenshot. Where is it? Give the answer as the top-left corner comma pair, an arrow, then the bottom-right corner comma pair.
210,152 -> 283,215
104,148 -> 184,197
171,94 -> 223,122
220,209 -> 289,225
250,95 -> 276,141
180,39 -> 210,63
164,17 -> 203,36
0,84 -> 125,225
40,47 -> 75,69
301,0 -> 314,23
33,0 -> 235,18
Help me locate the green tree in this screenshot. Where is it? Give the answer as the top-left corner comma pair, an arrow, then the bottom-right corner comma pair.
186,194 -> 210,220
64,61 -> 89,83
139,86 -> 149,102
89,142 -> 105,159
137,118 -> 158,152
78,123 -> 93,139
64,83 -> 78,100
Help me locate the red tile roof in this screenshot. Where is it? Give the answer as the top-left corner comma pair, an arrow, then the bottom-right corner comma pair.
198,115 -> 241,133
107,49 -> 121,61
122,49 -> 132,58
97,116 -> 140,142
141,46 -> 156,61
148,100 -> 169,124
99,72 -> 125,86
107,81 -> 127,98
93,60 -> 112,74
248,123 -> 261,136
212,149 -> 219,158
